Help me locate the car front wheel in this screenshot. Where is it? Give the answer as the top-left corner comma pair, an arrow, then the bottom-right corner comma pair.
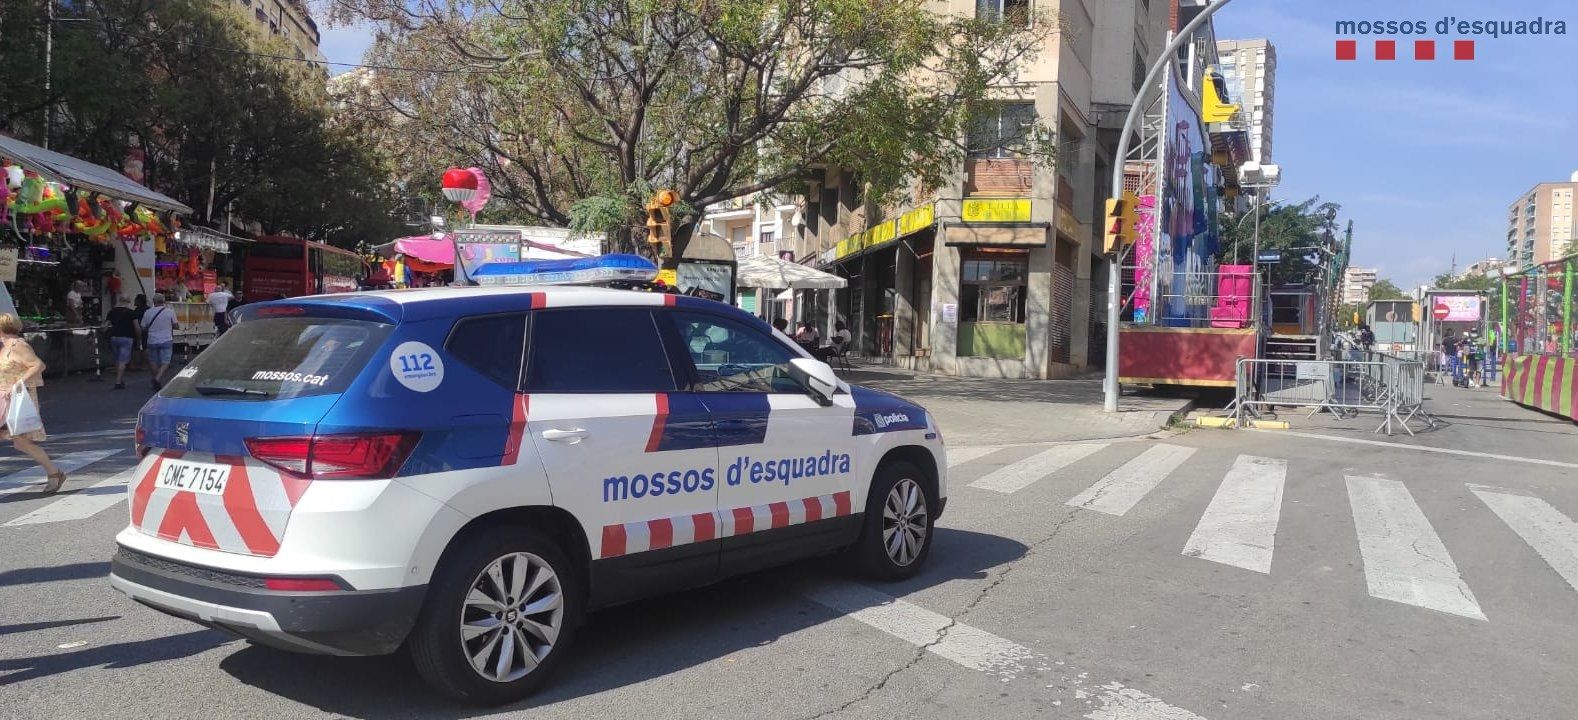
408,527 -> 582,705
852,460 -> 935,580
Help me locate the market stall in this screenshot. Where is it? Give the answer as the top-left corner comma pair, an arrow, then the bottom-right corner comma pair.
1500,256 -> 1577,421
373,227 -> 595,288
156,226 -> 247,348
1,134 -> 192,375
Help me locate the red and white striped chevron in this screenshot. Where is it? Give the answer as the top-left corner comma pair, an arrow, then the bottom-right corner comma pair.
129,451 -> 310,558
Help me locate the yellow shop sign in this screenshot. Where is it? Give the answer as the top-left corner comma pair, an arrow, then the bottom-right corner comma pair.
961,198 -> 1031,223
833,203 -> 936,262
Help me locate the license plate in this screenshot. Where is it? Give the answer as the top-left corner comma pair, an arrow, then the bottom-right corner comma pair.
156,458 -> 232,496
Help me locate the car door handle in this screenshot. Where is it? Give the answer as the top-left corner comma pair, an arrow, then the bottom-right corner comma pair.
541,428 -> 589,442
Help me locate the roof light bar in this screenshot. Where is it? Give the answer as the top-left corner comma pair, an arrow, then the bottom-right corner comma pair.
471,253 -> 659,287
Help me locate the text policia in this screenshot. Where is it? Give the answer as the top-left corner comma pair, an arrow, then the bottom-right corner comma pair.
1334,16 -> 1566,38
602,450 -> 853,503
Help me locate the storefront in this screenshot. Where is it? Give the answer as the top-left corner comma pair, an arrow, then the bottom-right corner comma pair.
820,204 -> 935,366
1,135 -> 192,375
927,195 -> 1087,379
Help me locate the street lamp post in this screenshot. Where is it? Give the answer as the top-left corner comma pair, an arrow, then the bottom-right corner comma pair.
1236,162 -> 1280,337
1239,162 -> 1281,275
1104,0 -> 1237,413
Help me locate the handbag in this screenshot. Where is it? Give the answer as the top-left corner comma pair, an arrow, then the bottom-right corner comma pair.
5,382 -> 40,436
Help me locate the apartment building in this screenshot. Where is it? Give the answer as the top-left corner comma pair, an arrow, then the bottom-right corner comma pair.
782,0 -> 1171,379
1340,266 -> 1377,305
1507,173 -> 1578,268
229,0 -> 328,71
1215,39 -> 1275,164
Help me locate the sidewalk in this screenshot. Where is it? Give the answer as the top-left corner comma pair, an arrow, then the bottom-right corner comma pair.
842,365 -> 1194,446
31,360 -> 184,439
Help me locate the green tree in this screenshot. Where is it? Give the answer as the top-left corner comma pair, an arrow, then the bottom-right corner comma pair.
1336,302 -> 1365,330
0,0 -> 400,247
332,0 -> 1056,253
1215,196 -> 1342,286
1431,272 -> 1495,292
1368,278 -> 1408,300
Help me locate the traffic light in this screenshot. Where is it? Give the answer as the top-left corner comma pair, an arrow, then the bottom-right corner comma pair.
1103,190 -> 1139,254
645,189 -> 677,256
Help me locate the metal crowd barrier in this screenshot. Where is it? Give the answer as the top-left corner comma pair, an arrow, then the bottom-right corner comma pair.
1363,351 -> 1438,432
1231,354 -> 1437,436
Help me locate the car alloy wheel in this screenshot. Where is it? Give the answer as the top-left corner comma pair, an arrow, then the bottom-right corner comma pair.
882,477 -> 929,567
460,551 -> 564,683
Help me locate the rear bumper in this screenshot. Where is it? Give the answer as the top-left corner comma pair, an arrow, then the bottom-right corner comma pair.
110,546 -> 425,656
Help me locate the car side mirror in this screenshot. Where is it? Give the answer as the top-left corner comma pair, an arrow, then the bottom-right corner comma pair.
787,357 -> 838,406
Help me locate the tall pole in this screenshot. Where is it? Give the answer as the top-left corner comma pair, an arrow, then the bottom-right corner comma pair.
1105,0 -> 1237,412
42,0 -> 54,150
1251,187 -> 1262,293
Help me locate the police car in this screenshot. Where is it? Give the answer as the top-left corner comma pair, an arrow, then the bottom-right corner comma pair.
109,257 -> 946,705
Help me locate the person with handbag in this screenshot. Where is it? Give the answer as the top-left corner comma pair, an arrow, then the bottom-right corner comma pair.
0,314 -> 65,493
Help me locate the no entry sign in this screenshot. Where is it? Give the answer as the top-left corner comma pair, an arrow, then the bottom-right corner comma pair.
1432,304 -> 1451,320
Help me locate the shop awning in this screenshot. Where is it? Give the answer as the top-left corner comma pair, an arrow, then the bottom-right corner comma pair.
0,134 -> 192,214
736,254 -> 848,290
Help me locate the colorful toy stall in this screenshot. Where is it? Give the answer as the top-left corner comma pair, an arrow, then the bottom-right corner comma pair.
1,134 -> 192,374
1500,255 -> 1577,421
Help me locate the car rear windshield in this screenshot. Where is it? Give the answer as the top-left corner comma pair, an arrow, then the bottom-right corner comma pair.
160,317 -> 392,401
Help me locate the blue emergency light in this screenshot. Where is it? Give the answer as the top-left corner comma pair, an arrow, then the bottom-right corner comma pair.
470,254 -> 659,287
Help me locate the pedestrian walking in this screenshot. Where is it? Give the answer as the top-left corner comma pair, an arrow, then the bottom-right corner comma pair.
207,283 -> 234,336
105,295 -> 139,390
141,293 -> 178,391
0,314 -> 65,492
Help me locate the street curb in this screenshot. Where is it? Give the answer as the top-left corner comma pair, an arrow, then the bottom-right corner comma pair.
1159,398 -> 1197,429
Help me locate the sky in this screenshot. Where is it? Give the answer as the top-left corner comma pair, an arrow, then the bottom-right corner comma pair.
310,0 -> 1578,289
1213,0 -> 1578,288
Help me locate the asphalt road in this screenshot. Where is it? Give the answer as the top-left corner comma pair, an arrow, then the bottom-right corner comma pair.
1,376 -> 1575,719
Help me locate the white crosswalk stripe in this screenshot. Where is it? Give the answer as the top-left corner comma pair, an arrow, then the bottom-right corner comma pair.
1066,443 -> 1197,517
1347,474 -> 1484,620
967,443 -> 1107,494
946,446 -> 1004,468
1470,485 -> 1578,596
5,467 -> 136,526
0,449 -> 124,497
1182,455 -> 1286,574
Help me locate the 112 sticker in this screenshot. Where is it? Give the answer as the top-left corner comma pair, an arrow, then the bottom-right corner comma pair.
389,341 -> 444,392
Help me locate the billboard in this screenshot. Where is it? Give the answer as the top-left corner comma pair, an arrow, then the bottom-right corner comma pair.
1155,65 -> 1221,326
1430,295 -> 1481,322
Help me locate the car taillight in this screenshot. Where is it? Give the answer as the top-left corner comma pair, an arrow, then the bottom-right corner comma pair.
245,432 -> 419,480
263,576 -> 344,592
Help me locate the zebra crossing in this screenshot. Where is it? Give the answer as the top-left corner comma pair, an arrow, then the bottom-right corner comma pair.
948,442 -> 1578,623
0,450 -> 137,526
5,441 -> 1577,627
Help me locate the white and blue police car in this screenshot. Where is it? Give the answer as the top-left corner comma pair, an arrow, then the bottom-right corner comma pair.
109,255 -> 946,705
